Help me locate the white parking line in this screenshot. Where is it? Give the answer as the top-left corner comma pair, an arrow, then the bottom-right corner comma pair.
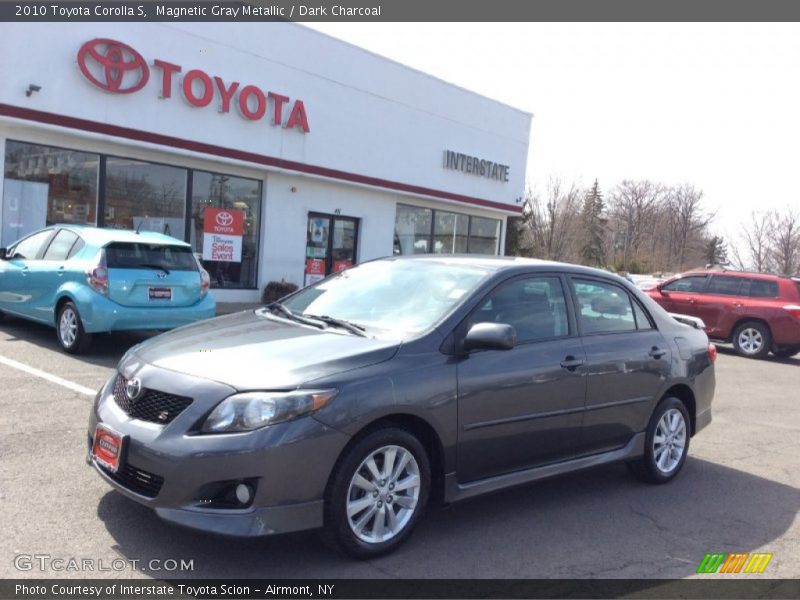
0,354 -> 97,397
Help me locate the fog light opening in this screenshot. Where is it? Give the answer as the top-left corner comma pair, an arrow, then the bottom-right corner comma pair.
235,483 -> 253,505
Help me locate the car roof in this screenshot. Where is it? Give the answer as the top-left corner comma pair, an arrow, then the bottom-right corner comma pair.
52,225 -> 190,247
679,270 -> 782,282
382,254 -> 626,279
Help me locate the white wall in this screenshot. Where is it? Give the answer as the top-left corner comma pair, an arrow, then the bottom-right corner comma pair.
0,23 -> 530,210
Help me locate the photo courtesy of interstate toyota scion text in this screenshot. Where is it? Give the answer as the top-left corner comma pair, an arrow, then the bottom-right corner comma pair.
88,256 -> 715,558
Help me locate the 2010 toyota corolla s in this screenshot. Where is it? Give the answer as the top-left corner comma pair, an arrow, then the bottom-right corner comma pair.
88,256 -> 715,557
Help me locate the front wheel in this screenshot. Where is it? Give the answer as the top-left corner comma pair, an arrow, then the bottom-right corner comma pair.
628,397 -> 691,484
57,301 -> 92,354
732,321 -> 772,359
324,428 -> 430,558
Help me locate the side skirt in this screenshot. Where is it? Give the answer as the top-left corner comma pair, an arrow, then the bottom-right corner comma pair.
444,432 -> 646,503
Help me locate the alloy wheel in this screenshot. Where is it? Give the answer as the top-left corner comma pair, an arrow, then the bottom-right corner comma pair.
59,307 -> 78,347
653,408 -> 687,474
737,327 -> 763,355
346,445 -> 421,544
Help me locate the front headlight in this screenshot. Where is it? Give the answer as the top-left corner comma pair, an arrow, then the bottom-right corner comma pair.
201,389 -> 337,433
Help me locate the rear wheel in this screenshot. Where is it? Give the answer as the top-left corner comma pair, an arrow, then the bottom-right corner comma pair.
57,301 -> 92,354
628,397 -> 690,484
772,346 -> 800,359
323,428 -> 430,558
732,321 -> 772,359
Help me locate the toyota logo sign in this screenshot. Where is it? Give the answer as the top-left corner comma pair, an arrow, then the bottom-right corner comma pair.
215,211 -> 234,227
77,38 -> 149,94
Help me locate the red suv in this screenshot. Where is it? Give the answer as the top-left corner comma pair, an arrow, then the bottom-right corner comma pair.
647,270 -> 800,359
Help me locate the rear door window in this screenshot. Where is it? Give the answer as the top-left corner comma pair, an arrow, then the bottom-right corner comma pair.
741,278 -> 778,298
662,275 -> 708,293
43,230 -> 80,261
105,243 -> 197,271
706,275 -> 743,296
572,278 -> 638,335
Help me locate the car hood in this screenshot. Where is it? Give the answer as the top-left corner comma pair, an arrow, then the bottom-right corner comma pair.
127,310 -> 400,389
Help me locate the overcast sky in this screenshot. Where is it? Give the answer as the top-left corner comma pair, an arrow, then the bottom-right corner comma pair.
307,23 -> 799,244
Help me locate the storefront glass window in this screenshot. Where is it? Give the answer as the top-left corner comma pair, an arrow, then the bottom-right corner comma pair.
104,158 -> 186,237
2,141 -> 98,245
468,216 -> 501,254
394,204 -> 501,256
434,211 -> 469,254
394,204 -> 433,254
190,171 -> 261,289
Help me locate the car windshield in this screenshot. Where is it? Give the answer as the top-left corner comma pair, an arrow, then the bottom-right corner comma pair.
278,260 -> 490,340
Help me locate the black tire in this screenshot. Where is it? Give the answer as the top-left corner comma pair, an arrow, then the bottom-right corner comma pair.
56,301 -> 92,354
323,428 -> 430,559
628,397 -> 691,484
772,346 -> 800,359
732,321 -> 772,359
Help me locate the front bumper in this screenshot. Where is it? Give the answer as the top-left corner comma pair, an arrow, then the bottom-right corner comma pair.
87,365 -> 350,536
80,294 -> 216,333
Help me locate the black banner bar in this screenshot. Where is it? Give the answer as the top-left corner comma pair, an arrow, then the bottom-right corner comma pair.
3,579 -> 800,599
4,0 -> 800,22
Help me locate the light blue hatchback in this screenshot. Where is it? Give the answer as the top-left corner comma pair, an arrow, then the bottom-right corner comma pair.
0,226 -> 216,353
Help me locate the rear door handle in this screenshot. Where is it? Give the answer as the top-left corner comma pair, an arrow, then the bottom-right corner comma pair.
57,266 -> 65,277
21,266 -> 29,276
649,347 -> 667,359
560,356 -> 584,371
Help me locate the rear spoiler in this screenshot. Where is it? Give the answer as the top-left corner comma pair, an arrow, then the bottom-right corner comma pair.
669,313 -> 706,330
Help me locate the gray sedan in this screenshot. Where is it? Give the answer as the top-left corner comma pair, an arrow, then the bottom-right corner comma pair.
88,256 -> 716,557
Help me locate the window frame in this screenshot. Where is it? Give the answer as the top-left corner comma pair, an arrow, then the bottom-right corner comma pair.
568,275 -> 658,337
41,228 -> 81,262
7,228 -> 56,260
706,274 -> 744,296
395,203 -> 502,256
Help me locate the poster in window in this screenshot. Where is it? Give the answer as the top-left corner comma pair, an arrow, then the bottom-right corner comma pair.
202,207 -> 245,262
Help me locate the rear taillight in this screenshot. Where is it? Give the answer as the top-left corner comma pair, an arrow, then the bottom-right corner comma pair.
708,343 -> 717,363
199,267 -> 210,297
85,250 -> 108,296
783,305 -> 800,320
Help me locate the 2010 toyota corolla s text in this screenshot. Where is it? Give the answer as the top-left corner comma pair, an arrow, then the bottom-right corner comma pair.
88,256 -> 716,557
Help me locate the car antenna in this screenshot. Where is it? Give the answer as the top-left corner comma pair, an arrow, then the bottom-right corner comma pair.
135,220 -> 143,235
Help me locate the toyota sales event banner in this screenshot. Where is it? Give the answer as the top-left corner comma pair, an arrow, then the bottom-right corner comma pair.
203,208 -> 244,262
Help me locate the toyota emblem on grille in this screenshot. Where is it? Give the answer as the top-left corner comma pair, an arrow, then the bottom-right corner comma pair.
125,377 -> 143,401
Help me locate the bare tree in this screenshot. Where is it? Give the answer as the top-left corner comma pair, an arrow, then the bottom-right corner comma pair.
730,211 -> 774,272
519,178 -> 582,261
607,180 -> 666,271
667,184 -> 714,270
771,209 -> 800,275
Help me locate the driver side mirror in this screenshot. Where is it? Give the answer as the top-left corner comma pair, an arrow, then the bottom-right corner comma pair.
0,247 -> 7,260
464,322 -> 517,352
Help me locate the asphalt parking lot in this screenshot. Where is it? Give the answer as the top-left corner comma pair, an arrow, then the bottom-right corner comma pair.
0,314 -> 798,580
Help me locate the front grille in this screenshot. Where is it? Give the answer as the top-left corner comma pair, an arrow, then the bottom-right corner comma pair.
113,375 -> 192,424
101,463 -> 164,498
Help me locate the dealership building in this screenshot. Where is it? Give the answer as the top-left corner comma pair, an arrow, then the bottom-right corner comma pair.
0,23 -> 531,302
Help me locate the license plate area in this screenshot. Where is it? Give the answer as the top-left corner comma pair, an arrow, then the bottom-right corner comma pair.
148,287 -> 172,300
92,424 -> 126,473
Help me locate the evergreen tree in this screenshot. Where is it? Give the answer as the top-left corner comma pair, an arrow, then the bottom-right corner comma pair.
704,236 -> 728,267
580,179 -> 606,266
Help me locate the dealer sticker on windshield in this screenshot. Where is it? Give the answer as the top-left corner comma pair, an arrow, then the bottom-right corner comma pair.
148,287 -> 172,300
91,424 -> 125,473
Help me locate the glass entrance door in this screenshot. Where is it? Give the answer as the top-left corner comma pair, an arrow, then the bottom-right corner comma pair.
305,213 -> 359,286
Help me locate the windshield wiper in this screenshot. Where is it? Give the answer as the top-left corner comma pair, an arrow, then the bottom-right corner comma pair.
139,263 -> 171,275
264,302 -> 325,329
303,314 -> 368,337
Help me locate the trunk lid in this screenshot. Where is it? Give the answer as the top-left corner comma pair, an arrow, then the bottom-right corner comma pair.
105,242 -> 202,308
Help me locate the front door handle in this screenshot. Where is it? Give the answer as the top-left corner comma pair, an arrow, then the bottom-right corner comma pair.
57,266 -> 65,277
649,347 -> 667,359
21,266 -> 29,276
560,356 -> 584,371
